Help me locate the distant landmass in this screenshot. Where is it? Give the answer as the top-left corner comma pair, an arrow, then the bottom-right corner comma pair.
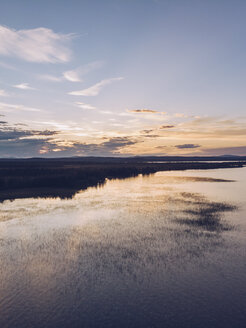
1,155 -> 246,162
0,156 -> 245,202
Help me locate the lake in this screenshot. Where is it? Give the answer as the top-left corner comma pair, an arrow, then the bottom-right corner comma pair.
0,167 -> 246,328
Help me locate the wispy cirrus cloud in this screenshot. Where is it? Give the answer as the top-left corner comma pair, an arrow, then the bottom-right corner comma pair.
0,25 -> 73,63
38,74 -> 64,82
63,70 -> 81,82
13,83 -> 35,90
40,71 -> 80,82
63,61 -> 104,82
0,102 -> 42,112
75,102 -> 96,110
69,77 -> 124,96
38,61 -> 104,83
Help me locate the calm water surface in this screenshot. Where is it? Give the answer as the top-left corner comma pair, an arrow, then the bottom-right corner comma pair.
0,167 -> 246,328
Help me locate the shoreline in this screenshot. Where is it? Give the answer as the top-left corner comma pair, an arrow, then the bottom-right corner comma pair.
0,160 -> 245,202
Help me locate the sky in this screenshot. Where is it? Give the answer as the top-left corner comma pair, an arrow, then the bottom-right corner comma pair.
0,0 -> 245,157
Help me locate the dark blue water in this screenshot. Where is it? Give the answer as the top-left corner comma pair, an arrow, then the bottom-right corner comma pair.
0,168 -> 246,327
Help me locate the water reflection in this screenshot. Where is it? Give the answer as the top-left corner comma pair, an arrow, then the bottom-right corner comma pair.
0,168 -> 246,328
175,193 -> 235,232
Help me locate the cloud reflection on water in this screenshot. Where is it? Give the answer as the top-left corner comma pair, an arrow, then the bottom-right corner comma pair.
0,170 -> 244,328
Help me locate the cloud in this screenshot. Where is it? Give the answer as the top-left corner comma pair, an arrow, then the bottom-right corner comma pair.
0,25 -> 72,63
59,136 -> 137,156
38,61 -> 104,83
141,129 -> 155,134
42,136 -> 137,157
63,61 -> 104,82
63,70 -> 81,82
175,144 -> 200,149
128,109 -> 166,115
100,137 -> 136,151
0,124 -> 57,141
14,123 -> 28,127
0,138 -> 52,157
175,116 -> 246,138
38,74 -> 63,82
143,134 -> 161,138
36,121 -> 75,130
13,83 -> 35,90
69,77 -> 124,96
128,109 -> 159,114
174,113 -> 187,118
188,117 -> 217,125
118,112 -> 135,117
0,121 -> 59,157
0,102 -> 42,112
75,102 -> 96,110
0,120 -> 138,157
160,125 -> 175,129
0,89 -> 8,97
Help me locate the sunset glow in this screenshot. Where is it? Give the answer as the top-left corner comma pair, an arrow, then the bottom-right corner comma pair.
0,0 -> 245,157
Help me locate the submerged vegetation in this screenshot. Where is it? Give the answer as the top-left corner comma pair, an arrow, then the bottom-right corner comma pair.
0,157 -> 245,201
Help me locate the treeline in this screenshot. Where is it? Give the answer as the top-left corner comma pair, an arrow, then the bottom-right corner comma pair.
0,160 -> 245,201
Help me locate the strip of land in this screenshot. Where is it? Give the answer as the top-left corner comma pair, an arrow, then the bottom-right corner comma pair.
0,157 -> 245,201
